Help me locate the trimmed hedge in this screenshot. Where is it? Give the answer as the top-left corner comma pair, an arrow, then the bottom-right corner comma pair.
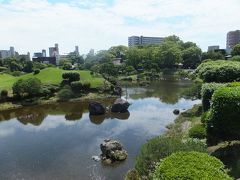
135,136 -> 207,177
62,72 -> 80,82
195,60 -> 240,83
153,151 -> 232,180
207,86 -> 240,145
70,81 -> 83,93
201,83 -> 225,111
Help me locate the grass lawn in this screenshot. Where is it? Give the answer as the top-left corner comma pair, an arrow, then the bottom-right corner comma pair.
0,67 -> 104,91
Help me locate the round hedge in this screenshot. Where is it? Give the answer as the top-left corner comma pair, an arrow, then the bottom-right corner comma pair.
207,86 -> 240,145
153,151 -> 232,180
188,124 -> 206,139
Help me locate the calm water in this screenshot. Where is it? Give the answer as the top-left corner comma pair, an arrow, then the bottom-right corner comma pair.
0,78 -> 200,180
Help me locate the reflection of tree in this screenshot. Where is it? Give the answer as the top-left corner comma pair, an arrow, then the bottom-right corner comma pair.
65,113 -> 82,121
89,115 -> 105,125
16,108 -> 47,126
212,144 -> 240,178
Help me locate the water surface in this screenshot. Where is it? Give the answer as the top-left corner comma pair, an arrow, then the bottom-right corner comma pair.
0,78 -> 200,180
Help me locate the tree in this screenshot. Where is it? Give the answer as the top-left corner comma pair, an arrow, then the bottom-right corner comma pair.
231,44 -> 240,56
23,61 -> 33,73
182,46 -> 202,68
202,51 -> 225,60
12,78 -> 42,98
99,63 -> 118,76
62,72 -> 80,82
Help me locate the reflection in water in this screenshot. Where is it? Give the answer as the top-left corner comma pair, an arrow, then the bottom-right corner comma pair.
0,78 -> 201,180
90,111 -> 130,125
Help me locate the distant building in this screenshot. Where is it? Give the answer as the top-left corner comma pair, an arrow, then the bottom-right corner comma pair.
112,58 -> 123,66
0,46 -> 15,59
75,46 -> 79,56
128,36 -> 165,47
42,49 -> 46,57
89,49 -> 95,56
33,52 -> 43,58
208,45 -> 220,52
32,57 -> 56,65
49,43 -> 60,65
226,30 -> 240,51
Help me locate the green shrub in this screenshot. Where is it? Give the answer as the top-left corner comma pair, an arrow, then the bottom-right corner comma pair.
195,60 -> 240,83
135,136 -> 207,177
201,110 -> 210,124
57,87 -> 74,101
201,83 -> 225,111
0,66 -> 8,72
0,89 -> 8,99
207,86 -> 240,145
62,72 -> 80,82
71,81 -> 83,93
33,69 -> 40,75
189,124 -> 206,139
153,151 -> 232,180
125,169 -> 140,180
82,82 -> 91,91
231,55 -> 240,62
12,78 -> 42,98
11,71 -> 22,77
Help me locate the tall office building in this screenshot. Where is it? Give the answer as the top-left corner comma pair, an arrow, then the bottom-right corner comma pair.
49,43 -> 60,64
42,49 -> 46,57
208,46 -> 220,52
226,30 -> 240,50
128,36 -> 165,47
0,46 -> 15,59
9,46 -> 15,57
75,46 -> 79,56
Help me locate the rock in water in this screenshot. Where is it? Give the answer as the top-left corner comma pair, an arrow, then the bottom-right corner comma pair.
88,102 -> 106,115
100,139 -> 128,164
111,98 -> 130,113
173,109 -> 180,115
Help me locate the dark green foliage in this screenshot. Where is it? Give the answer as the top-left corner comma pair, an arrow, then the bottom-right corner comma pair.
0,89 -> 8,99
70,81 -> 83,93
125,169 -> 140,180
135,136 -> 207,177
57,86 -> 74,101
11,71 -> 23,77
153,152 -> 232,180
231,55 -> 240,62
0,66 -> 8,72
195,60 -> 240,83
62,72 -> 80,82
33,69 -> 40,75
23,61 -> 33,73
12,78 -> 42,98
202,51 -> 225,61
182,46 -> 202,69
201,83 -> 225,111
231,44 -> 240,56
41,84 -> 59,97
82,82 -> 91,91
207,86 -> 240,145
63,62 -> 72,70
189,124 -> 206,139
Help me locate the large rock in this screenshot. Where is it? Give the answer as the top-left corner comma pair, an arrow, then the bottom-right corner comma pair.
100,139 -> 128,164
111,98 -> 130,113
88,102 -> 106,115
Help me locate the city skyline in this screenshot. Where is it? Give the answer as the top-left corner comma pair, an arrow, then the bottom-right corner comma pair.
0,0 -> 239,55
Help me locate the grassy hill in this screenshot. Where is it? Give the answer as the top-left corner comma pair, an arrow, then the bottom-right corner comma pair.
0,68 -> 104,91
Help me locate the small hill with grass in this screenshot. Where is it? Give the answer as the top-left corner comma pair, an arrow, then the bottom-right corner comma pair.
0,68 -> 104,91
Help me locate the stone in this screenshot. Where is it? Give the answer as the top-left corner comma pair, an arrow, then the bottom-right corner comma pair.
100,139 -> 128,164
173,109 -> 180,115
111,98 -> 130,113
88,102 -> 106,115
92,156 -> 101,162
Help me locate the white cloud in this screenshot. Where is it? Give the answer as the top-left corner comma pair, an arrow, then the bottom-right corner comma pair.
0,0 -> 239,55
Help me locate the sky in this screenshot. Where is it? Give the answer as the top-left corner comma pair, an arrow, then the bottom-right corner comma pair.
0,0 -> 239,55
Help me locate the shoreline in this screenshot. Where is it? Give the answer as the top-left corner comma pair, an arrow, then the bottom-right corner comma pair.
0,93 -> 118,112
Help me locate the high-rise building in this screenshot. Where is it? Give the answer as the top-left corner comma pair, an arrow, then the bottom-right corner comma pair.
42,49 -> 46,57
75,46 -> 79,56
0,46 -> 15,59
226,30 -> 240,50
128,36 -> 165,47
208,45 -> 220,52
49,43 -> 60,64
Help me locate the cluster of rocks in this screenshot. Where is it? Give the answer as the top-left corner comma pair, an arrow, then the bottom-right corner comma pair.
88,98 -> 130,116
100,139 -> 128,164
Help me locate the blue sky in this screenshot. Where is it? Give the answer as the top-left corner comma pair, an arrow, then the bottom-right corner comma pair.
0,0 -> 239,55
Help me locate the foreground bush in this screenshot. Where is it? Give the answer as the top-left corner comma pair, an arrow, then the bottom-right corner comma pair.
70,81 -> 83,93
207,86 -> 240,145
195,60 -> 240,83
33,69 -> 40,75
201,83 -> 225,111
153,151 -> 232,180
188,124 -> 206,139
0,89 -> 8,99
135,136 -> 206,177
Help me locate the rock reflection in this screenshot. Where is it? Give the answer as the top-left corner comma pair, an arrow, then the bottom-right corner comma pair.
90,111 -> 130,125
17,109 -> 47,126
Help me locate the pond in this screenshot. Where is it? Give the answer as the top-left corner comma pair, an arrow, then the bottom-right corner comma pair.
0,77 -> 200,180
